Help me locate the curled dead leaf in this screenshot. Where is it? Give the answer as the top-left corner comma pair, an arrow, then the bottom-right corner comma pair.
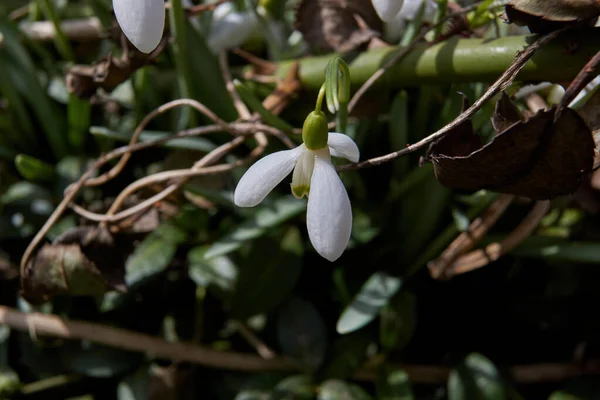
22,226 -> 127,304
504,0 -> 600,32
425,96 -> 595,200
295,0 -> 383,53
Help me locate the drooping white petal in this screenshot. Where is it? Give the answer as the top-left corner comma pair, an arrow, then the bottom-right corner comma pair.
291,150 -> 315,199
208,8 -> 259,54
306,150 -> 353,262
234,146 -> 305,207
328,132 -> 360,163
371,0 -> 404,22
113,0 -> 165,54
398,0 -> 437,22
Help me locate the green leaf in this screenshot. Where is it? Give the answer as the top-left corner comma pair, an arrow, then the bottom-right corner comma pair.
277,297 -> 327,370
15,154 -> 55,182
318,380 -> 372,400
377,368 -> 414,400
337,272 -> 402,335
125,223 -> 187,286
205,196 -> 305,259
234,80 -> 295,133
273,375 -> 313,399
188,245 -> 238,295
90,126 -> 217,152
229,228 -> 303,319
509,236 -> 600,264
67,93 -> 91,151
389,90 -> 410,176
117,367 -> 150,400
60,342 -> 143,378
448,353 -> 508,400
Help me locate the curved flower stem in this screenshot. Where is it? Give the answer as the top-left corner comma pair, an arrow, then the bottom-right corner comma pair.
315,83 -> 326,112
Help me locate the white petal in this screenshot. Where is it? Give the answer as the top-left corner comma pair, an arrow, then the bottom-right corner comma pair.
208,11 -> 259,53
328,132 -> 360,163
306,151 -> 352,262
371,0 -> 404,22
113,0 -> 165,54
234,146 -> 304,207
291,150 -> 315,199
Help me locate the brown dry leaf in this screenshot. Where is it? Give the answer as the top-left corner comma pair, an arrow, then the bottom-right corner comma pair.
22,226 -> 127,304
426,100 -> 595,200
295,0 -> 383,53
491,92 -> 525,133
504,0 -> 600,32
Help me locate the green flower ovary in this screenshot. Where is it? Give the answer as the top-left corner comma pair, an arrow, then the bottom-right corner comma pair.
302,111 -> 328,150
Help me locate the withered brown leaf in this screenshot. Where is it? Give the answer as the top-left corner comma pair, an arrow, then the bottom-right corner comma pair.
426,103 -> 595,200
504,0 -> 600,32
295,0 -> 383,53
22,226 -> 127,304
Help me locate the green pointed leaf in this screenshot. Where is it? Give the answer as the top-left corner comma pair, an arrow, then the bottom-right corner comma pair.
126,223 -> 187,285
318,380 -> 372,400
377,368 -> 414,400
448,353 -> 508,400
205,196 -> 305,259
188,245 -> 238,295
273,375 -> 313,399
337,272 -> 402,335
548,392 -> 584,400
15,154 -> 55,182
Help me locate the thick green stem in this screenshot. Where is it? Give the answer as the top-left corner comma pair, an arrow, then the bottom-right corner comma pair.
336,104 -> 347,133
273,30 -> 600,90
315,84 -> 326,112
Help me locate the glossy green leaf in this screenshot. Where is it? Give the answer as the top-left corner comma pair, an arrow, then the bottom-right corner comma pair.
273,375 -> 313,399
318,380 -> 372,400
377,368 -> 414,400
117,367 -> 150,400
188,245 -> 238,294
67,93 -> 91,151
448,353 -> 508,400
337,272 -> 402,335
234,80 -> 295,133
125,223 -> 187,286
205,196 -> 305,259
14,154 -> 55,182
229,228 -> 303,319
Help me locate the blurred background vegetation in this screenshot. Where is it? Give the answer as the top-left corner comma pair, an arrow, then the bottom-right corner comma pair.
2,0 -> 600,399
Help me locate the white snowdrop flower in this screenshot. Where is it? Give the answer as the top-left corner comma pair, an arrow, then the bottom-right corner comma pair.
234,111 -> 359,262
207,3 -> 259,54
112,0 -> 165,54
372,0 -> 405,22
382,0 -> 438,41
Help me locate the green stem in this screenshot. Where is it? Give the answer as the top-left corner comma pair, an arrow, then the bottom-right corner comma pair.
37,0 -> 74,62
315,83 -> 326,112
336,103 -> 348,133
272,31 -> 600,90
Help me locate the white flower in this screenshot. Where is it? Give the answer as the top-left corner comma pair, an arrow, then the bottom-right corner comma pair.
112,0 -> 165,54
382,0 -> 438,42
207,3 -> 260,54
372,0 -> 405,22
234,133 -> 359,262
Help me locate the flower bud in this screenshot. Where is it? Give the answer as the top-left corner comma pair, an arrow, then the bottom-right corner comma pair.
302,111 -> 328,150
325,57 -> 351,113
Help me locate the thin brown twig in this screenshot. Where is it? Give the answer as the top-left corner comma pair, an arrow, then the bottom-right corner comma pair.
1,305 -> 599,384
428,194 -> 515,279
444,200 -> 551,277
556,49 -> 600,121
232,321 -> 276,360
338,27 -> 570,172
